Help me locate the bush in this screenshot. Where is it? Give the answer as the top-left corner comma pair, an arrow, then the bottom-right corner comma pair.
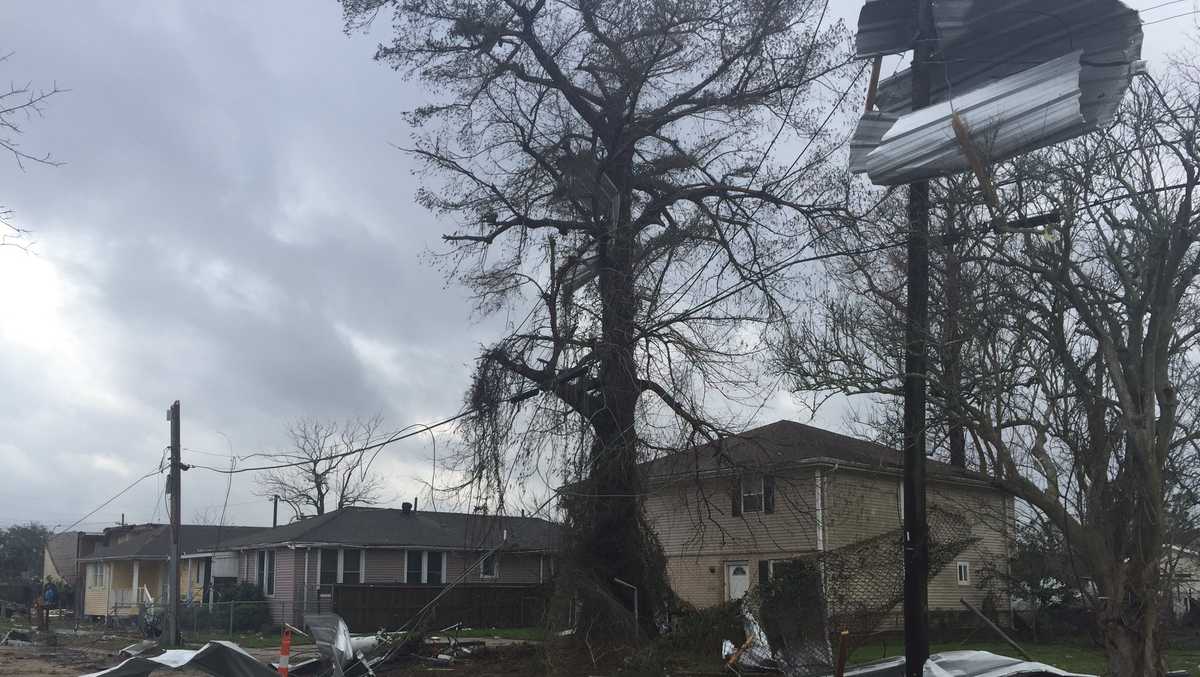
184,583 -> 271,632
664,600 -> 745,654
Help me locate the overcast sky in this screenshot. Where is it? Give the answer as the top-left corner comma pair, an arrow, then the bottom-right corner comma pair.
0,1 -> 1193,532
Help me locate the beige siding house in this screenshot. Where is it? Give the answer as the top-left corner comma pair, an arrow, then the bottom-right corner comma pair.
77,524 -> 264,619
642,420 -> 1013,625
220,505 -> 560,625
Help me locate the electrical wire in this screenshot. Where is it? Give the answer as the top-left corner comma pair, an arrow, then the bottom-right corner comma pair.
1140,0 -> 1189,12
1143,8 -> 1200,24
55,467 -> 164,535
190,411 -> 476,475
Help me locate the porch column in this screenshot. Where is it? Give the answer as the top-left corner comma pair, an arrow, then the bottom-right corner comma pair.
131,561 -> 140,604
186,559 -> 193,601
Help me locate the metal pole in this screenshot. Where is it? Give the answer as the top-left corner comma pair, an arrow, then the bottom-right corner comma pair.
903,1 -> 934,676
167,400 -> 182,647
613,577 -> 638,643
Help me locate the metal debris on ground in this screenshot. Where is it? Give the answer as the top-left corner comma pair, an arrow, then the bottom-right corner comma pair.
0,628 -> 33,646
118,640 -> 158,658
79,640 -> 279,677
847,651 -> 1094,677
726,508 -> 977,675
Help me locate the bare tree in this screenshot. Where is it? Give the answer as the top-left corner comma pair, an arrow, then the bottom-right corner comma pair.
342,0 -> 856,632
780,69 -> 1200,677
255,415 -> 387,519
1,51 -> 64,245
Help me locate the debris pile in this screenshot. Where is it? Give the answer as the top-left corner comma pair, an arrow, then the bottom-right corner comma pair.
76,613 -> 446,677
726,508 -> 978,675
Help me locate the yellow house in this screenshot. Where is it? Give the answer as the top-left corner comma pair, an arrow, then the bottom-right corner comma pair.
79,524 -> 264,618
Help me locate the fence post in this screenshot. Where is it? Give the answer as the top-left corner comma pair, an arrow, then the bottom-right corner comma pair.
228,601 -> 234,637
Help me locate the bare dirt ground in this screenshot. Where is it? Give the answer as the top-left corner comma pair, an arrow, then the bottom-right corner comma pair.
0,645 -> 128,676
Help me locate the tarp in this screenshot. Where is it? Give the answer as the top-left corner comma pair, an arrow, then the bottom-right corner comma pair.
79,641 -> 278,677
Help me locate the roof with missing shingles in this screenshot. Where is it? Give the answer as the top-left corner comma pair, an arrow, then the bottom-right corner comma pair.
80,524 -> 265,561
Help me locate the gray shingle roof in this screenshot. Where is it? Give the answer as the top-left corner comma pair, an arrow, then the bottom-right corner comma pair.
639,419 -> 966,481
219,507 -> 560,552
81,525 -> 266,561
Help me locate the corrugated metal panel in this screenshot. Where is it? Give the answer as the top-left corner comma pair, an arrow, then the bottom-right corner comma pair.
874,0 -> 1142,119
851,0 -> 1143,185
855,0 -> 913,58
850,111 -> 899,174
853,51 -> 1145,185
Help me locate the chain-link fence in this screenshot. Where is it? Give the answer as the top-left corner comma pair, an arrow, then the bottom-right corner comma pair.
103,599 -> 334,641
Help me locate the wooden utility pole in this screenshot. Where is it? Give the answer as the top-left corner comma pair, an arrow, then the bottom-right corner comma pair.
272,495 -> 279,528
166,400 -> 182,647
902,1 -> 934,676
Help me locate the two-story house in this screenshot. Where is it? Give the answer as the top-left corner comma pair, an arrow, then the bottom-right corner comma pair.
641,420 -> 1013,626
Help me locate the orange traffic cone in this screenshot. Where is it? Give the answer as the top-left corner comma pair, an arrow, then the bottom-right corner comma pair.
277,626 -> 292,677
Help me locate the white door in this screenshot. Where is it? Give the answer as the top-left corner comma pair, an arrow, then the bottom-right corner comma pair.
726,562 -> 750,600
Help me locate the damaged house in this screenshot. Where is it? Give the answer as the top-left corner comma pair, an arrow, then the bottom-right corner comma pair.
77,524 -> 264,620
218,504 -> 561,626
642,420 -> 1013,626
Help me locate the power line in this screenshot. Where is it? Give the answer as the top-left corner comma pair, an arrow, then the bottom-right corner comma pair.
55,467 -> 164,535
1140,0 -> 1189,12
1143,8 -> 1200,24
190,410 -> 476,475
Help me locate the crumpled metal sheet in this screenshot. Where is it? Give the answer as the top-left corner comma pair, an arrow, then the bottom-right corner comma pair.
78,641 -> 278,677
305,613 -> 357,677
872,0 -> 1142,122
851,0 -> 1143,185
722,608 -> 777,671
845,650 -> 1095,677
855,51 -> 1093,185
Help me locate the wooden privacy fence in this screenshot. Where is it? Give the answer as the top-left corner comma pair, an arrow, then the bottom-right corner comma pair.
331,583 -> 547,632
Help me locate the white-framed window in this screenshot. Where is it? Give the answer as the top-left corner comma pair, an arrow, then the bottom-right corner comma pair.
255,550 -> 277,596
342,549 -> 363,584
87,562 -> 106,588
318,548 -> 365,595
742,475 -> 765,513
957,561 -> 970,585
405,550 -> 448,585
480,552 -> 499,579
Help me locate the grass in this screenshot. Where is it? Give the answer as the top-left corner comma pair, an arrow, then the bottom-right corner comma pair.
850,638 -> 1200,676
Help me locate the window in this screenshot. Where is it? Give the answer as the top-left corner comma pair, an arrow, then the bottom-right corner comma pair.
427,552 -> 444,585
742,475 -> 764,513
256,552 -> 266,590
406,550 -> 423,584
957,561 -> 970,585
88,563 -> 106,588
319,548 -> 363,593
481,552 -> 498,579
343,549 -> 362,584
405,550 -> 447,584
320,548 -> 339,594
265,551 -> 276,596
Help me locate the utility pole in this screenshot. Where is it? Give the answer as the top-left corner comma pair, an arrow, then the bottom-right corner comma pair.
272,495 -> 279,528
166,400 -> 182,647
902,1 -> 934,676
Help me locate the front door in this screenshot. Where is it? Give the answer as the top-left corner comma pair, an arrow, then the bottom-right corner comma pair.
726,562 -> 750,600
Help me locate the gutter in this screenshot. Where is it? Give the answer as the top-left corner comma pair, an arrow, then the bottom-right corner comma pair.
646,456 -> 994,490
